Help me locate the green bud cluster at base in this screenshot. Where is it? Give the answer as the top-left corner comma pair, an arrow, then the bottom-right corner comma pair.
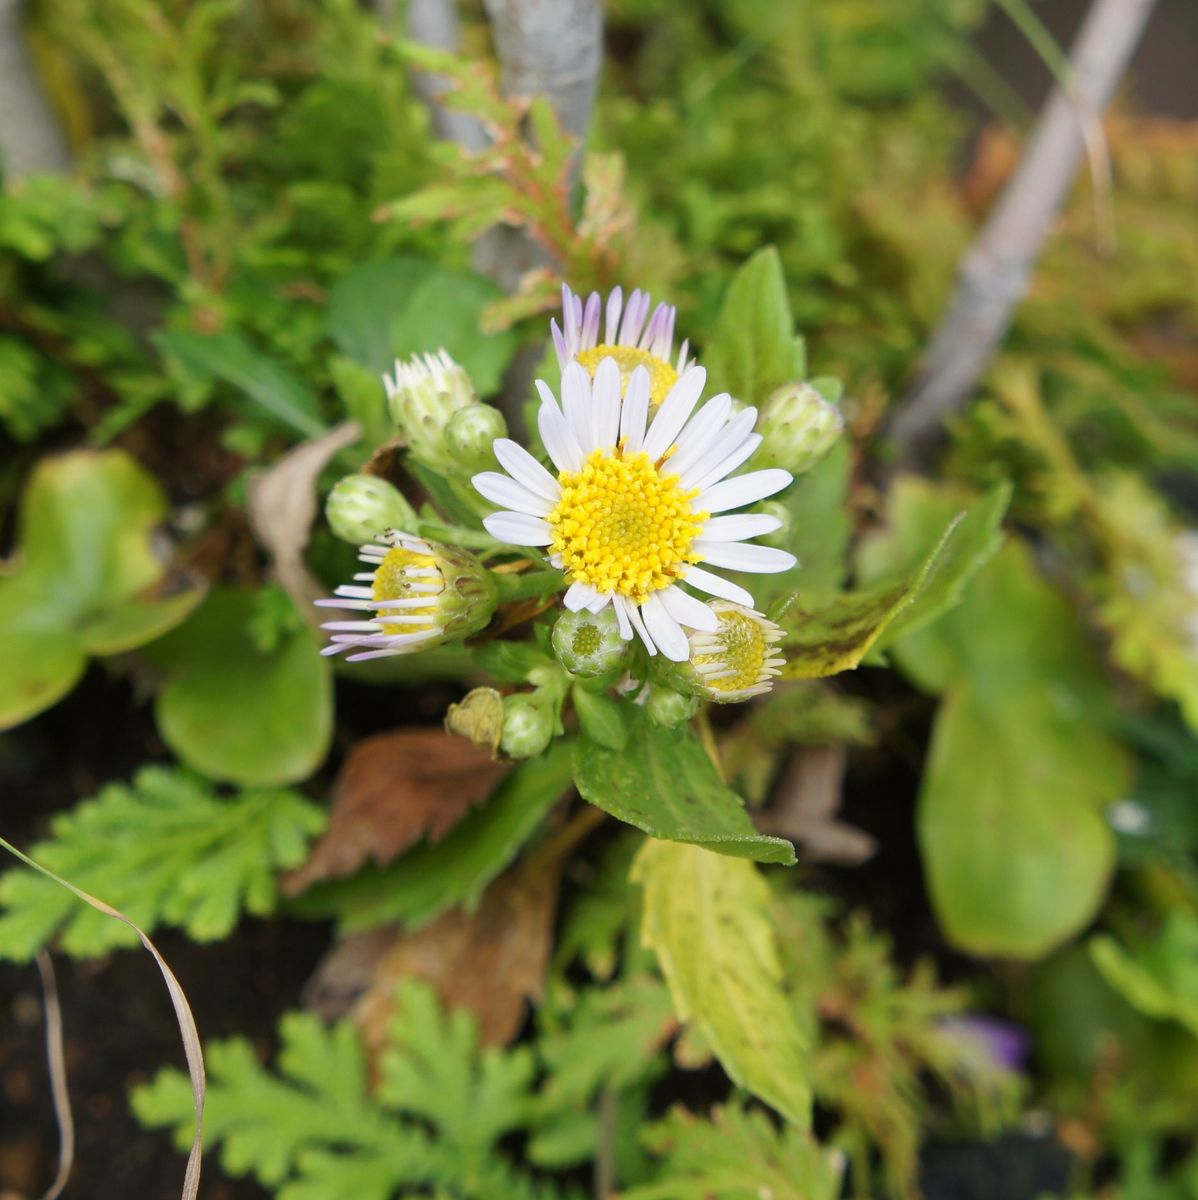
551,607 -> 633,678
326,474 -> 418,545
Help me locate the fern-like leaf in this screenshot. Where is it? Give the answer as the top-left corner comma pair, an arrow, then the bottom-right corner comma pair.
0,766 -> 326,959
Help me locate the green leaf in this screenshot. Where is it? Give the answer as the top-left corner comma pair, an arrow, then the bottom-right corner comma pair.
1091,915 -> 1198,1039
133,981 -> 569,1200
328,256 -> 519,394
903,541 -> 1127,958
572,686 -> 628,751
0,766 -> 325,960
158,329 -> 327,438
0,450 -> 204,729
633,840 -> 812,1127
574,711 -> 795,865
624,1104 -> 843,1200
148,588 -> 332,787
778,487 -> 1006,679
703,247 -> 804,406
293,738 -> 576,932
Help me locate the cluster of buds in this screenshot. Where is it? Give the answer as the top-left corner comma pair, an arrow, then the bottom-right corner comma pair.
756,379 -> 844,474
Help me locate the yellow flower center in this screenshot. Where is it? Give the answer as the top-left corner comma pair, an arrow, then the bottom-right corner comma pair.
693,610 -> 771,694
372,545 -> 441,636
576,344 -> 679,408
548,448 -> 705,602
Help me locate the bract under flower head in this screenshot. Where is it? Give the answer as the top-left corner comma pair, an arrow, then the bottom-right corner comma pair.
472,358 -> 796,663
553,284 -> 691,409
681,601 -> 786,701
316,531 -> 496,661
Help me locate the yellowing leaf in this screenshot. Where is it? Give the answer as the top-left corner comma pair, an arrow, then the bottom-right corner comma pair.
633,839 -> 812,1128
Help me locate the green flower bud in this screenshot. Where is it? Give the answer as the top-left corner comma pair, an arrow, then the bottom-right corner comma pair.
646,685 -> 699,727
325,473 -> 418,545
444,403 -> 508,473
384,349 -> 477,472
501,690 -> 557,758
757,381 -> 844,474
551,607 -> 633,678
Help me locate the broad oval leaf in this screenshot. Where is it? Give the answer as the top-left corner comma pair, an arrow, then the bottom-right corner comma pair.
633,839 -> 812,1127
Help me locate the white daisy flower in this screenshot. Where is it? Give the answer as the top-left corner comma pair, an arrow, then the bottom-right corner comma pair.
552,283 -> 692,409
472,359 -> 796,662
316,531 -> 496,661
681,601 -> 786,702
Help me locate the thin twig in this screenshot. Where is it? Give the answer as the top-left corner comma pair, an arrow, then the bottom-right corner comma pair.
888,0 -> 1157,471
35,950 -> 74,1200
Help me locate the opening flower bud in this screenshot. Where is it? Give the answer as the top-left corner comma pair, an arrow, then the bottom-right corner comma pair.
757,381 -> 844,474
669,600 -> 786,703
325,474 -> 417,546
384,349 -> 477,472
551,607 -> 632,678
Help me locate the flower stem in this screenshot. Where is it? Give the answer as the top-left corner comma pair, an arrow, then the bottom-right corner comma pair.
494,568 -> 564,603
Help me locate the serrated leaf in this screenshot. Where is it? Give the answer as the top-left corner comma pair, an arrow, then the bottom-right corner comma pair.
291,738 -> 575,932
158,329 -> 327,438
0,766 -> 325,960
0,450 -> 204,729
574,711 -> 795,865
703,246 -> 804,406
633,840 -> 812,1127
148,588 -> 333,787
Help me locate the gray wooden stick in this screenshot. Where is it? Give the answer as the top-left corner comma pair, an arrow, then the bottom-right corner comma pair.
888,0 -> 1158,469
0,0 -> 71,178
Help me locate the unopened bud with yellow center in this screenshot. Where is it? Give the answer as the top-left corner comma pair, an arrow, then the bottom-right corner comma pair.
669,601 -> 786,702
325,473 -> 418,545
551,607 -> 633,678
444,403 -> 507,473
384,349 -> 477,472
318,532 -> 497,661
757,381 -> 844,474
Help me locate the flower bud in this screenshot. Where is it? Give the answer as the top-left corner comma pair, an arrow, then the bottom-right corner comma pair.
669,601 -> 786,703
646,686 -> 699,728
325,474 -> 418,545
501,690 -> 557,759
551,607 -> 633,678
317,532 -> 497,660
384,349 -> 477,472
757,381 -> 844,473
444,403 -> 508,473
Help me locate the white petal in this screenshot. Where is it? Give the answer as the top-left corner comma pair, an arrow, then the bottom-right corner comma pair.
561,361 -> 594,451
677,408 -> 757,488
699,468 -> 793,513
605,286 -> 624,344
551,319 -> 568,368
659,585 -> 719,632
536,385 -> 583,472
642,366 -> 708,460
592,356 -> 622,450
612,594 -> 634,640
618,288 -> 647,345
483,511 -> 554,546
694,541 -> 796,573
582,291 -> 601,349
564,579 -> 601,611
692,434 -> 764,494
683,565 -> 755,606
472,472 -> 553,516
641,593 -> 690,661
700,513 -> 782,541
620,366 -> 651,452
562,283 -> 579,345
493,438 -> 561,502
624,597 -> 657,656
669,393 -> 733,475
586,592 -> 610,614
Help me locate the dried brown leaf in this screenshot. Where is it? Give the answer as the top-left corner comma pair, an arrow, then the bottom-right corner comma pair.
282,729 -> 509,895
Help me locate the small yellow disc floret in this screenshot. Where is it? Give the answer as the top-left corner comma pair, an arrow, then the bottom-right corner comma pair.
372,545 -> 441,636
576,344 -> 679,409
548,448 -> 705,602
